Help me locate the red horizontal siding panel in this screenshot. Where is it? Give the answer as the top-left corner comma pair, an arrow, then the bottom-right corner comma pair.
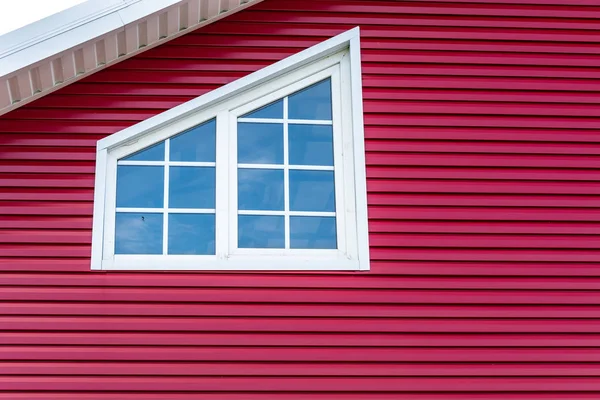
4,346 -> 600,363
5,332 -> 600,347
4,376 -> 600,392
2,395 -> 600,400
1,0 -> 600,397
6,303 -> 600,318
4,361 -> 600,376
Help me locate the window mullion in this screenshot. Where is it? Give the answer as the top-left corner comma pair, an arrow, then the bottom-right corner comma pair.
283,96 -> 290,250
215,111 -> 230,260
162,139 -> 170,255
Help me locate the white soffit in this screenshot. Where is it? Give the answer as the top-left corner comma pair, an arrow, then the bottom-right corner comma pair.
0,0 -> 264,116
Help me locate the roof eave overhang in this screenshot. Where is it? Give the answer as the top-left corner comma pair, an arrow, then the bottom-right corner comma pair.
0,0 -> 264,117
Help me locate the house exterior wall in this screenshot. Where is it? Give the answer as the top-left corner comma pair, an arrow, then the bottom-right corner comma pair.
1,0 -> 600,397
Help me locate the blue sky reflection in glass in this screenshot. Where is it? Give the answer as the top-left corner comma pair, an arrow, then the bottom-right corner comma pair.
290,216 -> 336,249
116,166 -> 164,208
289,170 -> 335,212
169,214 -> 215,255
238,169 -> 284,211
289,124 -> 333,166
288,79 -> 332,120
237,78 -> 336,249
170,119 -> 216,162
238,123 -> 284,164
122,141 -> 165,161
169,166 -> 215,209
115,118 -> 216,255
239,215 -> 285,249
241,99 -> 283,119
115,213 -> 162,254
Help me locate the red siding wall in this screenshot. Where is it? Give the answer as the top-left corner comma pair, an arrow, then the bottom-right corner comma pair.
1,0 -> 600,397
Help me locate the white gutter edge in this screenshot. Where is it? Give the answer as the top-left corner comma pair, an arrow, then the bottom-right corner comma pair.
0,1 -> 139,65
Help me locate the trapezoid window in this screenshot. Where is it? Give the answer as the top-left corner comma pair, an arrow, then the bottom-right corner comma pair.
91,28 -> 369,271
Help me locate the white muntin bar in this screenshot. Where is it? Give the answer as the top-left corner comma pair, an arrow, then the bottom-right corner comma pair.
116,207 -> 216,214
118,160 -> 216,167
238,210 -> 336,217
237,163 -> 333,171
238,118 -> 332,125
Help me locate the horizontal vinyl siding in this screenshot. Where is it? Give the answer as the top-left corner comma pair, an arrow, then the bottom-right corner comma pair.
1,0 -> 600,397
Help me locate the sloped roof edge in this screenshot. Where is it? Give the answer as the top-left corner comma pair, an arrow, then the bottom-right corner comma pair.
0,0 -> 264,116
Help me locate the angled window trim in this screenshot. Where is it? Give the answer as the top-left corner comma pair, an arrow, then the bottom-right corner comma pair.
91,27 -> 369,271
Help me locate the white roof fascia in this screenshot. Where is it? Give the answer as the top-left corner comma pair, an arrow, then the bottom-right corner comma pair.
0,0 -> 138,72
0,0 -> 264,116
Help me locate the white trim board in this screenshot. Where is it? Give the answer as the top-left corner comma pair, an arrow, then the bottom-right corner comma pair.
91,27 -> 370,271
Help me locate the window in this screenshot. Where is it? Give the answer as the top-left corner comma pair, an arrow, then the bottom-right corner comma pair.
91,27 -> 368,270
113,119 -> 217,256
235,79 -> 337,251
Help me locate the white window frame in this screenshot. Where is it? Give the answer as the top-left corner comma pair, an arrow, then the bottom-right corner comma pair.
91,27 -> 369,271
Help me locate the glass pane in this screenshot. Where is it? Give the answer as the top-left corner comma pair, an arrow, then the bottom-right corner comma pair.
115,212 -> 163,254
122,142 -> 165,161
288,79 -> 332,120
116,166 -> 164,208
290,216 -> 337,249
168,214 -> 215,255
241,99 -> 283,119
169,166 -> 215,209
238,215 -> 284,248
289,124 -> 333,166
238,123 -> 284,165
170,119 -> 216,162
289,170 -> 335,212
238,169 -> 284,211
